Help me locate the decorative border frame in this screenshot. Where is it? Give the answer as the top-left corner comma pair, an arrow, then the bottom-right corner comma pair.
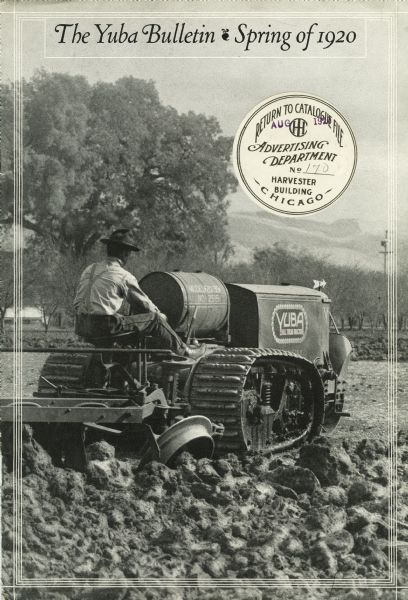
3,2 -> 400,594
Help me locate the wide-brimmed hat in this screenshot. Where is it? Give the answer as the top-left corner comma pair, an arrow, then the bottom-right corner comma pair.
100,229 -> 140,252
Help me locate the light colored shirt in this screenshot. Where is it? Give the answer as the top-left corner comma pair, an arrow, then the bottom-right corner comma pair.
74,259 -> 158,316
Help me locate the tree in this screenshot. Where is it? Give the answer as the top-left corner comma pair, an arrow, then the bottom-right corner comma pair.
251,243 -> 329,288
239,244 -> 392,332
397,270 -> 408,331
0,251 -> 13,333
1,72 -> 236,265
0,84 -> 14,224
0,224 -> 14,333
87,79 -> 235,263
23,239 -> 94,329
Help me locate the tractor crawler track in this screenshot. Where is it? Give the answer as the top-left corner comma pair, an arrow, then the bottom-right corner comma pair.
37,347 -> 325,456
38,353 -> 96,392
188,348 -> 325,454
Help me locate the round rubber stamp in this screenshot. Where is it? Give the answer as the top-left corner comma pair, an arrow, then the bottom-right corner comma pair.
233,92 -> 357,216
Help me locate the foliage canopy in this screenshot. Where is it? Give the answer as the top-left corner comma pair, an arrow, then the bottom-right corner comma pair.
1,72 -> 236,261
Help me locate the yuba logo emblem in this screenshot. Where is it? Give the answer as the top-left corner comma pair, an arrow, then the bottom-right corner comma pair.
272,304 -> 308,344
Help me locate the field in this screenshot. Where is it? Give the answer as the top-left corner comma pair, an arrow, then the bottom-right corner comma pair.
1,354 -> 407,599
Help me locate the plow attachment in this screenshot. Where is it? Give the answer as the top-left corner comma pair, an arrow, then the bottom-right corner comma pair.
139,416 -> 224,469
0,400 -> 221,471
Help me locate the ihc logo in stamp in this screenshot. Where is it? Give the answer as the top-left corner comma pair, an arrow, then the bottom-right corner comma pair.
233,92 -> 357,216
289,118 -> 308,137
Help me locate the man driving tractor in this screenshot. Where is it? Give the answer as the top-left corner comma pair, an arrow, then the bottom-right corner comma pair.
74,229 -> 206,358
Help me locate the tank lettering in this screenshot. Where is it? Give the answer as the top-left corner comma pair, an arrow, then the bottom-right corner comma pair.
188,285 -> 221,294
187,284 -> 223,304
207,294 -> 221,303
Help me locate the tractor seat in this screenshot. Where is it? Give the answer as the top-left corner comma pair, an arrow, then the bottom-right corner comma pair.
84,330 -> 139,348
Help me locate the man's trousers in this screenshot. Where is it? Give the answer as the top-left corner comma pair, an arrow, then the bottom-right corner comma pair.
75,312 -> 185,354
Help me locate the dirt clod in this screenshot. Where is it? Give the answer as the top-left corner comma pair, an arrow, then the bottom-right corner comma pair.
297,438 -> 354,485
86,440 -> 115,461
348,479 -> 376,505
310,540 -> 338,575
267,465 -> 320,494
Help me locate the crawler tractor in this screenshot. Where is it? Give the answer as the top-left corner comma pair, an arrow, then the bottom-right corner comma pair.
1,272 -> 352,469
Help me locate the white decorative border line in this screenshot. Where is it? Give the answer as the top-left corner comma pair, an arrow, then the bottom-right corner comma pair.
4,3 -> 399,592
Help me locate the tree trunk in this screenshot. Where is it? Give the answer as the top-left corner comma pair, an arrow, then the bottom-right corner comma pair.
398,314 -> 406,331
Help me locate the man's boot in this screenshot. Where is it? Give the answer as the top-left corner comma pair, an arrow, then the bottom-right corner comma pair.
183,343 -> 208,360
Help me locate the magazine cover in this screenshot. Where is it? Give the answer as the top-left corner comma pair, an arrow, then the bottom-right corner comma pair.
0,0 -> 406,598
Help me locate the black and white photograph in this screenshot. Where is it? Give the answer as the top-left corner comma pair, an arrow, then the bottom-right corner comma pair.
0,1 -> 407,598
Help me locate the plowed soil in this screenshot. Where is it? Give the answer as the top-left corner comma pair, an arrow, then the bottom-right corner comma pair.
1,355 -> 407,600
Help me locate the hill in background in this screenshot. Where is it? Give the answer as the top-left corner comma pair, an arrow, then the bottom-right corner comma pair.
3,215 -> 404,274
228,211 -> 385,271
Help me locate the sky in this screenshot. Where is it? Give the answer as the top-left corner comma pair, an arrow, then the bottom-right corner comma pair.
2,1 -> 407,236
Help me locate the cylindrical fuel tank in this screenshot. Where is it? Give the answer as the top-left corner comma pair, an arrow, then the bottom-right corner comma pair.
139,271 -> 229,336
